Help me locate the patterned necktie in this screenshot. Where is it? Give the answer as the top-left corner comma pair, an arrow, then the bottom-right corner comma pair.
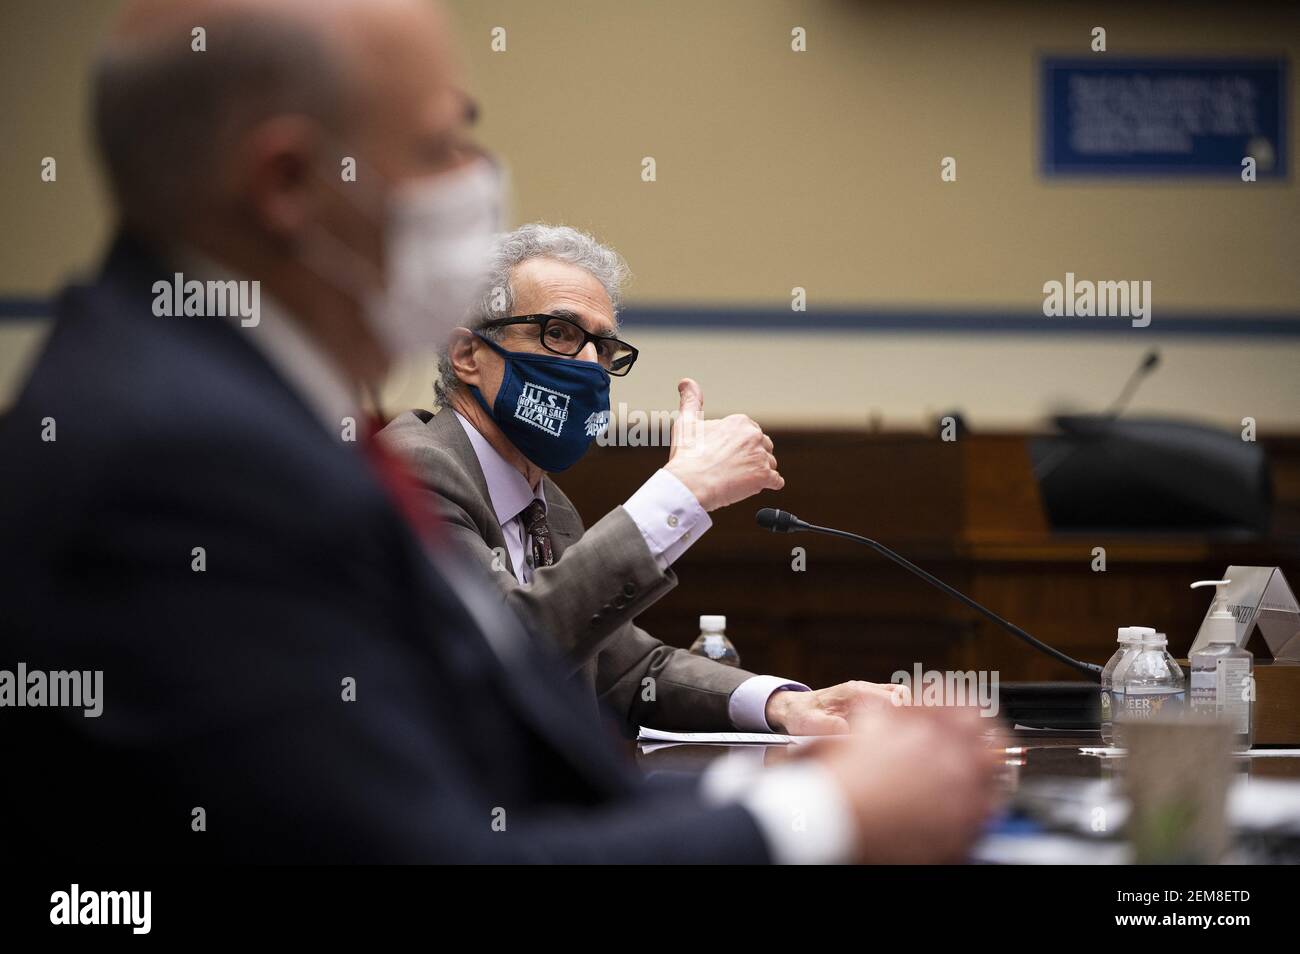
520,499 -> 554,571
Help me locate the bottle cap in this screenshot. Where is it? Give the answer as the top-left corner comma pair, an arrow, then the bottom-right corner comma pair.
699,615 -> 727,632
1125,626 -> 1155,646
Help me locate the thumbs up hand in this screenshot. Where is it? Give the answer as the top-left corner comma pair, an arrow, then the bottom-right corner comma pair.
665,378 -> 783,512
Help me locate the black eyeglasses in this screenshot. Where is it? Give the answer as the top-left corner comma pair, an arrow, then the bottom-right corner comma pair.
482,313 -> 639,376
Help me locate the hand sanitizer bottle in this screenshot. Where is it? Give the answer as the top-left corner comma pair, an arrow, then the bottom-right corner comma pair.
1189,579 -> 1254,752
689,615 -> 740,667
1115,630 -> 1184,747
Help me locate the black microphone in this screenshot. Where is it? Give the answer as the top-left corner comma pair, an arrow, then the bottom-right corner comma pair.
1034,349 -> 1162,480
1104,348 -> 1160,418
756,508 -> 1102,679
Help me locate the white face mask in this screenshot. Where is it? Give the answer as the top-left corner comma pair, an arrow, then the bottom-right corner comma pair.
369,159 -> 506,360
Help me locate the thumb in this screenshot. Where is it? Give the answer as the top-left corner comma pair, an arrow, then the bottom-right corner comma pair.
676,378 -> 703,425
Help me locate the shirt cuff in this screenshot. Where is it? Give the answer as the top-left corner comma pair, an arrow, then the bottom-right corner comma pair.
729,675 -> 811,731
622,468 -> 712,570
701,756 -> 857,865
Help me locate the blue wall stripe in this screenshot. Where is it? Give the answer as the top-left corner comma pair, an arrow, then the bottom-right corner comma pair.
3,296 -> 1299,337
619,306 -> 1300,337
0,297 -> 54,319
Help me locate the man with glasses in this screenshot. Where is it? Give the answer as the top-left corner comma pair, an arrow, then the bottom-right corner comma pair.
381,223 -> 903,734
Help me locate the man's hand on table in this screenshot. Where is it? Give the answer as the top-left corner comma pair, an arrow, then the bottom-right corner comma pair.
765,681 -> 910,734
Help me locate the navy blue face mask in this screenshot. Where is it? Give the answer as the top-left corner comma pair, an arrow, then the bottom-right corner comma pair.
469,333 -> 611,472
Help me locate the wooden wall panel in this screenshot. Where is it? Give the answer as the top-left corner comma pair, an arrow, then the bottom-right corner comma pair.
558,433 -> 1300,685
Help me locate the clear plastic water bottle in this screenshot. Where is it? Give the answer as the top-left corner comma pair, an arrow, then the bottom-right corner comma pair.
1105,626 -> 1157,744
1114,631 -> 1184,747
1100,627 -> 1142,745
689,615 -> 740,667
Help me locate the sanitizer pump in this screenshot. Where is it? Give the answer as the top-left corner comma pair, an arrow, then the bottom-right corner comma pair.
1189,579 -> 1254,751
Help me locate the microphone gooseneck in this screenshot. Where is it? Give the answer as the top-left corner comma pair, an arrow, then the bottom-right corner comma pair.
1105,348 -> 1161,418
755,508 -> 1102,679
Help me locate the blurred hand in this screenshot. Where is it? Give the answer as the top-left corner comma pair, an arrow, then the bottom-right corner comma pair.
765,681 -> 908,734
808,706 -> 1006,864
664,378 -> 783,511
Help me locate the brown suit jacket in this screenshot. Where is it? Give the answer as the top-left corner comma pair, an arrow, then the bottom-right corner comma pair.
379,406 -> 755,731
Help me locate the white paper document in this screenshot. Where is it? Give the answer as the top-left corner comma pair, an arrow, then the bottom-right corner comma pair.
636,727 -> 823,746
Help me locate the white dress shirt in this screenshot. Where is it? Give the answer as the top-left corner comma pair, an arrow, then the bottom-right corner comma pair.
700,749 -> 857,865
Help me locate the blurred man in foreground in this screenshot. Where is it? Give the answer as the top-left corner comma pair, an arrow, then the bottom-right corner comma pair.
383,223 -> 904,734
0,0 -> 1002,863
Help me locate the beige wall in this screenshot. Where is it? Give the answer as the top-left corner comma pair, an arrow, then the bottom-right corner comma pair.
2,0 -> 1298,429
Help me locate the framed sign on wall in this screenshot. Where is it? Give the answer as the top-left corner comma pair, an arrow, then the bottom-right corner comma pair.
1041,57 -> 1288,178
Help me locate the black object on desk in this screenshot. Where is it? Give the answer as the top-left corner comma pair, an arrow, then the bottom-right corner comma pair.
999,681 -> 1101,730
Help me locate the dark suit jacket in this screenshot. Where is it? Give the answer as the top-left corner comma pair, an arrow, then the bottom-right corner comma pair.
379,408 -> 754,731
0,233 -> 769,864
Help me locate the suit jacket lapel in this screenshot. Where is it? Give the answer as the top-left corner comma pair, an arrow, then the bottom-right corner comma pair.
420,408 -> 520,578
427,408 -> 589,575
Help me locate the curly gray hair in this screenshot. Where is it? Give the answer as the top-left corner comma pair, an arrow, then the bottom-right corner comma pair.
433,223 -> 631,406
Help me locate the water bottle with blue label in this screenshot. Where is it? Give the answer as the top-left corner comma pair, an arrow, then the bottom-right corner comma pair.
1099,626 -> 1144,744
1114,631 -> 1184,748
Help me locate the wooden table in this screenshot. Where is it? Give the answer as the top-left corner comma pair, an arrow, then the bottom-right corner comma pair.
633,730 -> 1300,863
